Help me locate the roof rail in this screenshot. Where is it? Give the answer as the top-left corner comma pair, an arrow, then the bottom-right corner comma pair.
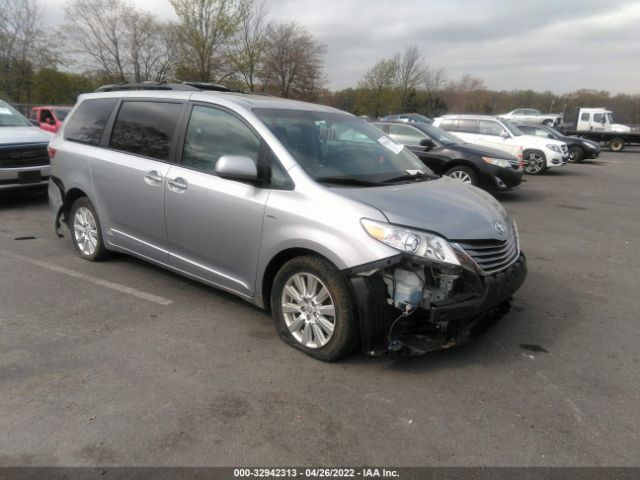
180,81 -> 242,92
95,80 -> 242,93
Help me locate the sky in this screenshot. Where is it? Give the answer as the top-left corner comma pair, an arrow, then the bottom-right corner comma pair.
38,0 -> 640,94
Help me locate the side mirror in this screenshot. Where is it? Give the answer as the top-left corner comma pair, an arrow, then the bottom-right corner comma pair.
420,138 -> 436,148
214,155 -> 258,181
500,131 -> 509,138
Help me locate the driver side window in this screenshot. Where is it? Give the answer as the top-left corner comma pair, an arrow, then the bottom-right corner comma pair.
388,124 -> 425,145
182,106 -> 261,173
478,120 -> 506,136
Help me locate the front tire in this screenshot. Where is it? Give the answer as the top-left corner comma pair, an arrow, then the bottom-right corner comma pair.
445,165 -> 478,186
68,197 -> 109,261
271,255 -> 359,361
568,146 -> 584,163
523,150 -> 547,175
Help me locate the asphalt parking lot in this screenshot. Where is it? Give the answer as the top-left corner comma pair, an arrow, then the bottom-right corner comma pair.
1,149 -> 639,467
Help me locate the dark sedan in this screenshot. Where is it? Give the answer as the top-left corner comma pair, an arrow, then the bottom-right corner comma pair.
372,121 -> 523,191
515,123 -> 601,163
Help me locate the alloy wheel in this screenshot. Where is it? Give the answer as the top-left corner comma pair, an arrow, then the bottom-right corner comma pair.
281,273 -> 336,349
448,170 -> 473,183
73,207 -> 98,256
524,152 -> 545,174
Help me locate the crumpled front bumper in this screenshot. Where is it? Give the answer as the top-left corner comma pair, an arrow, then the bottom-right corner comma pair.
348,253 -> 527,356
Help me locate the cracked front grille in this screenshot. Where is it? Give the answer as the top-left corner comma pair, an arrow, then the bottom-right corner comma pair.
456,234 -> 519,274
0,144 -> 50,168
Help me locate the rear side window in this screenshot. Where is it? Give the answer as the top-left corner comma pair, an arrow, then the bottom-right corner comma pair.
65,99 -> 117,145
439,119 -> 457,131
181,105 -> 261,173
581,113 -> 590,121
457,119 -> 478,133
110,101 -> 183,160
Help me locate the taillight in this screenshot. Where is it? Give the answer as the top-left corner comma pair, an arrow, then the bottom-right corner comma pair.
48,146 -> 56,159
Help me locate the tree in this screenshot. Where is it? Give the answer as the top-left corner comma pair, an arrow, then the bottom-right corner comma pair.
170,0 -> 245,82
227,0 -> 269,91
65,0 -> 129,82
0,0 -> 55,102
261,22 -> 327,100
395,45 -> 424,111
357,57 -> 399,117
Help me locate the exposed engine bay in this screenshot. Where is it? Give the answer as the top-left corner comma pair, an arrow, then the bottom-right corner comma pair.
347,254 -> 527,356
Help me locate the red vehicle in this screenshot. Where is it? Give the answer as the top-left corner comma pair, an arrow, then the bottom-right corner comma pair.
30,106 -> 72,133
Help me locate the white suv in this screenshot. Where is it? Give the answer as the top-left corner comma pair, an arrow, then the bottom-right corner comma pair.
433,115 -> 568,175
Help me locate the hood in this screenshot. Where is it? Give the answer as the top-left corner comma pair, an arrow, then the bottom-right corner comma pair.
452,142 -> 518,160
521,134 -> 564,148
611,124 -> 631,133
0,126 -> 53,145
335,177 -> 512,241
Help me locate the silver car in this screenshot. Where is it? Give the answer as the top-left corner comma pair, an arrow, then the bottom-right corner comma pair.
49,83 -> 526,361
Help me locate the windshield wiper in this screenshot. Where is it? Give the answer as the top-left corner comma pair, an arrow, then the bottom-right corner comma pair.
315,176 -> 382,187
382,171 -> 433,184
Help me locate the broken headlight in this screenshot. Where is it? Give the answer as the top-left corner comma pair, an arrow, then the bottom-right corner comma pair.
361,219 -> 460,266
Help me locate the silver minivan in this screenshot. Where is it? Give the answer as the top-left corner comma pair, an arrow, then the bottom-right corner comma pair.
49,83 -> 526,361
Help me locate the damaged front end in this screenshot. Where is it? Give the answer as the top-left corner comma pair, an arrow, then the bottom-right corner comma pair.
347,220 -> 527,356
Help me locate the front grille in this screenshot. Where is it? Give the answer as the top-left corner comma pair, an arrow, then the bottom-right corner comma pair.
0,144 -> 50,168
455,234 -> 519,274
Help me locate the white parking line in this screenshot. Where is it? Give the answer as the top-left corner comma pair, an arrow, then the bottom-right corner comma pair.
2,251 -> 173,306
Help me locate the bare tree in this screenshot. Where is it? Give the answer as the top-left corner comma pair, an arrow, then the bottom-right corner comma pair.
169,0 -> 244,82
358,57 -> 398,117
423,65 -> 447,93
395,45 -> 424,110
0,0 -> 54,101
263,22 -> 327,100
227,0 -> 269,91
65,0 -> 129,82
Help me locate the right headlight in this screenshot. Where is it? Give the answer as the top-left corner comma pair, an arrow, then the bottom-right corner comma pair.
361,218 -> 460,266
482,156 -> 512,168
546,144 -> 561,153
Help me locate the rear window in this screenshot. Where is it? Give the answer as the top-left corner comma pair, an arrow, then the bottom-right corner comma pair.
65,99 -> 117,145
110,101 -> 183,160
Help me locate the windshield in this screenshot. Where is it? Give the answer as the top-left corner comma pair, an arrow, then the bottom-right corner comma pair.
501,119 -> 524,136
54,108 -> 70,121
545,127 -> 562,138
0,102 -> 32,127
605,113 -> 614,124
419,124 -> 464,145
254,108 -> 432,184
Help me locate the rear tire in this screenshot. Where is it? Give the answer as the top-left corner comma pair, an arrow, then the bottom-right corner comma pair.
445,165 -> 478,186
68,197 -> 109,261
609,137 -> 625,152
523,150 -> 547,175
568,146 -> 584,163
271,255 -> 359,361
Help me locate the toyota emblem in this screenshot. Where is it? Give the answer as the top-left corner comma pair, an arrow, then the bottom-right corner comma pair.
494,221 -> 507,235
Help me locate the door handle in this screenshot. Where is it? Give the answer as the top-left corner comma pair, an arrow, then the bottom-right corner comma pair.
144,170 -> 163,185
167,177 -> 188,192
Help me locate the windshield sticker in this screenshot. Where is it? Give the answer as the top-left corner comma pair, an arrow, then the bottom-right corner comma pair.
377,136 -> 404,155
0,107 -> 12,115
